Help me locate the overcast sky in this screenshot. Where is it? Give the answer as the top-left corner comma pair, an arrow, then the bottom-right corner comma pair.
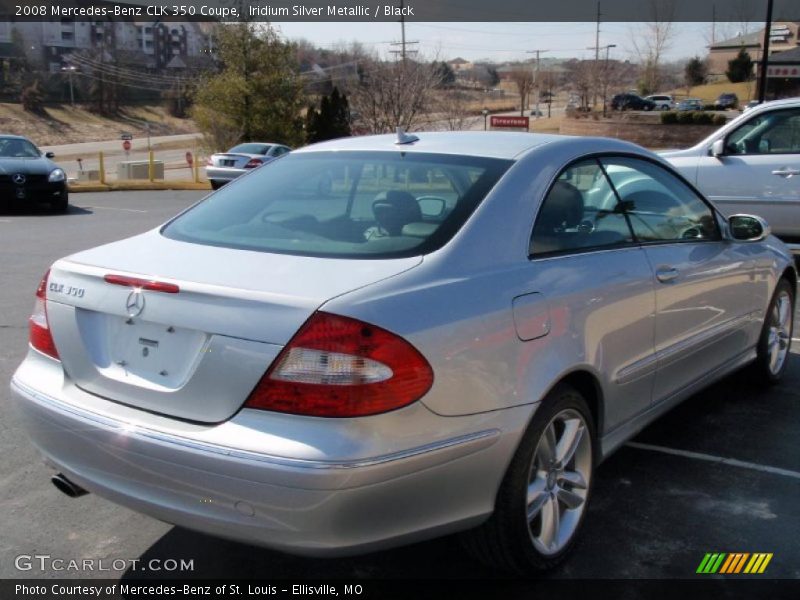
275,21 -> 751,64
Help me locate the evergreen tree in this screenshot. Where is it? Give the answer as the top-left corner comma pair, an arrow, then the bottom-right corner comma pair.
306,87 -> 351,143
684,56 -> 708,88
726,48 -> 754,83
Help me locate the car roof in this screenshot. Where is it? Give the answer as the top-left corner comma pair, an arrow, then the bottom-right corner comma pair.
0,134 -> 29,140
293,131 -> 565,160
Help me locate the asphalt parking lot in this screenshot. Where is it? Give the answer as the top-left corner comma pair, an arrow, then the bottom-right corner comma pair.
1,191 -> 799,581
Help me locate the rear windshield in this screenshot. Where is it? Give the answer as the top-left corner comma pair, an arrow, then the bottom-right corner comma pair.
228,143 -> 272,155
162,151 -> 512,258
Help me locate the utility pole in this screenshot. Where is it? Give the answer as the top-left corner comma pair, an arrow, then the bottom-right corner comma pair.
389,1 -> 418,65
758,0 -> 774,103
526,49 -> 548,119
593,1 -> 601,108
711,4 -> 716,45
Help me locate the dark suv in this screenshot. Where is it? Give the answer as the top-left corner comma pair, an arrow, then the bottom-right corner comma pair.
611,93 -> 656,111
715,93 -> 739,110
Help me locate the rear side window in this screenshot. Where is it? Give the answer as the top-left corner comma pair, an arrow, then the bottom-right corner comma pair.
163,152 -> 511,258
531,159 -> 634,256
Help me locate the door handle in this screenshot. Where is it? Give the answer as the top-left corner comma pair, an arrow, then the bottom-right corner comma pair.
656,267 -> 679,283
772,168 -> 800,178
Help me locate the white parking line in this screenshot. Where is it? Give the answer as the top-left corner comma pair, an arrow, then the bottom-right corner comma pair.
625,441 -> 800,481
80,205 -> 147,213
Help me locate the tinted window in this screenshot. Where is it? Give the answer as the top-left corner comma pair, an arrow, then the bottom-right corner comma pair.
725,108 -> 800,155
228,143 -> 273,155
531,159 -> 634,256
601,157 -> 719,243
163,152 -> 511,258
0,137 -> 40,158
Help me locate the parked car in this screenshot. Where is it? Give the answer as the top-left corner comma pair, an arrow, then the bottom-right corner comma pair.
205,142 -> 291,190
676,98 -> 704,111
715,93 -> 740,110
743,100 -> 761,112
663,97 -> 800,253
0,134 -> 67,212
611,93 -> 656,111
645,94 -> 674,110
12,131 -> 795,573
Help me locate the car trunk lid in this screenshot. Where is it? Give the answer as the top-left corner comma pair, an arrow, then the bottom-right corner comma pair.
44,231 -> 421,422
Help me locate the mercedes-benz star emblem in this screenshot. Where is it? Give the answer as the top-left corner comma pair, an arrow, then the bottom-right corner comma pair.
125,289 -> 145,318
12,173 -> 26,185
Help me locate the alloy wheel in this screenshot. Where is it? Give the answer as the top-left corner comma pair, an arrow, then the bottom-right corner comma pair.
526,408 -> 592,556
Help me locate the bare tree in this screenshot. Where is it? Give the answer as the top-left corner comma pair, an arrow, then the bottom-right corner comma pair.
350,59 -> 442,133
432,88 -> 473,131
565,60 -> 594,110
509,67 -> 534,116
629,0 -> 676,95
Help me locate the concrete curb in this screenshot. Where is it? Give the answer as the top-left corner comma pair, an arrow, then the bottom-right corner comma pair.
68,181 -> 212,193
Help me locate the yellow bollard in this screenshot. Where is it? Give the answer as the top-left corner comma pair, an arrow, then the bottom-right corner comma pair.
148,150 -> 155,182
193,159 -> 199,183
98,151 -> 105,184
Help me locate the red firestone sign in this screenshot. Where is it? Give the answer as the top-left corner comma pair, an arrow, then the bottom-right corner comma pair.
490,115 -> 530,130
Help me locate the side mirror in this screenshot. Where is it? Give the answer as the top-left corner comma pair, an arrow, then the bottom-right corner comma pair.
728,214 -> 770,242
44,151 -> 55,158
416,196 -> 446,218
710,139 -> 725,158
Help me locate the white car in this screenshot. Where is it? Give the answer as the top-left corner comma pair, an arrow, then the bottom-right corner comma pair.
662,97 -> 800,253
645,94 -> 674,110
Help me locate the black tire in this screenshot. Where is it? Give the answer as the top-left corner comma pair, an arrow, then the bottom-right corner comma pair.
210,180 -> 222,190
52,194 -> 68,213
461,384 -> 596,573
751,278 -> 795,385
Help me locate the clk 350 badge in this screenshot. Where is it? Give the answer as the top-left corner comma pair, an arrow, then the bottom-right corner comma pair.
48,282 -> 85,298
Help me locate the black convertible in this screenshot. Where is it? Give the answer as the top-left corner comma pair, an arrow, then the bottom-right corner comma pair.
0,135 -> 68,212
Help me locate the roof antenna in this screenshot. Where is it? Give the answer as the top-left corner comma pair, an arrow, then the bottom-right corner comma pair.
395,127 -> 419,145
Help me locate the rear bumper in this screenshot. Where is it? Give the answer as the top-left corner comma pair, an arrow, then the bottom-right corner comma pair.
10,351 -> 529,556
205,167 -> 246,182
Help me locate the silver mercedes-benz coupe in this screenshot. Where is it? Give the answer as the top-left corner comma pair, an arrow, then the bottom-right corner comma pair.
10,131 -> 795,572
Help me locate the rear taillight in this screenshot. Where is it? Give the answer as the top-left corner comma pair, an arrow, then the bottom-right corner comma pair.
245,312 -> 433,417
205,157 -> 213,166
29,269 -> 60,360
243,158 -> 263,169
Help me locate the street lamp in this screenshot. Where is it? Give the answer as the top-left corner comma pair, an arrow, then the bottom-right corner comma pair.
61,65 -> 77,106
601,44 -> 617,117
482,108 -> 489,130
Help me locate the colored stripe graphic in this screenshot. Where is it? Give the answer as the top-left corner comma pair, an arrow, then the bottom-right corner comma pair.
697,553 -> 727,574
744,553 -> 774,574
700,553 -> 773,575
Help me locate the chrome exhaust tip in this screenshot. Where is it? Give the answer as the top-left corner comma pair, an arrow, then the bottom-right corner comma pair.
51,473 -> 89,498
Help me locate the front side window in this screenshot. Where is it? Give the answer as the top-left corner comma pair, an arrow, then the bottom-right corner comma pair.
725,108 -> 800,155
530,160 -> 634,256
163,151 -> 511,258
601,157 -> 720,243
0,137 -> 40,158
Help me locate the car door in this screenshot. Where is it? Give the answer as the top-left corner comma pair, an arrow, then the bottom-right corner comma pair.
695,107 -> 800,238
528,159 -> 657,429
601,156 -> 759,404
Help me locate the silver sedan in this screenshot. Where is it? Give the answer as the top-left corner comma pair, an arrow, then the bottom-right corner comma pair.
205,142 -> 291,189
10,131 -> 795,573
